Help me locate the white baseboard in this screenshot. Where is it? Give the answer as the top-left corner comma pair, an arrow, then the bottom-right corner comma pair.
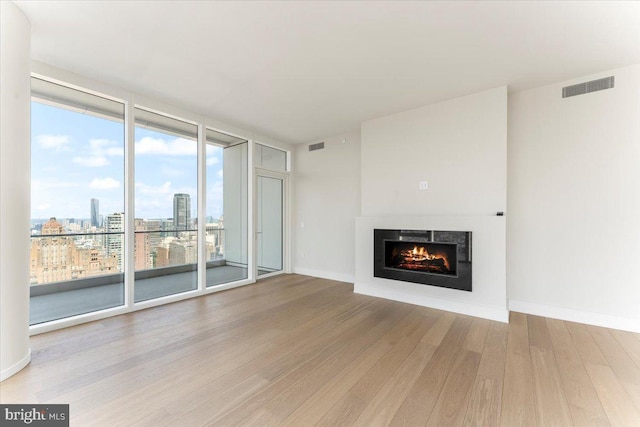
509,299 -> 640,333
292,267 -> 355,284
355,283 -> 509,323
0,349 -> 31,382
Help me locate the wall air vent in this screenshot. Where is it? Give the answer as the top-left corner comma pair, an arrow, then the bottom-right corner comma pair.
562,76 -> 614,98
309,142 -> 325,152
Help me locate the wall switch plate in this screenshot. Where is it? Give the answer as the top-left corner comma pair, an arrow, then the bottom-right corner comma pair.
419,181 -> 429,190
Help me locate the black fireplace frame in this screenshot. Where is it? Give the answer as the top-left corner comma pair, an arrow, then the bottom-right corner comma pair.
374,229 -> 472,292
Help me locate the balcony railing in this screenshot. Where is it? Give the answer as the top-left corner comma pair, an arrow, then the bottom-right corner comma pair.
29,227 -> 246,325
29,260 -> 230,297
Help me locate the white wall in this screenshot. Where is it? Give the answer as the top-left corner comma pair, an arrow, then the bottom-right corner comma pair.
356,87 -> 509,321
508,65 -> 640,332
361,86 -> 507,216
1,0 -> 32,381
293,130 -> 361,282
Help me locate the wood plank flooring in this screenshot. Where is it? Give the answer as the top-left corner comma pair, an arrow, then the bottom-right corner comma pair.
1,274 -> 640,426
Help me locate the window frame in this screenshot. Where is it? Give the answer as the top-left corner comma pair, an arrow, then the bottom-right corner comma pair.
28,67 -> 289,335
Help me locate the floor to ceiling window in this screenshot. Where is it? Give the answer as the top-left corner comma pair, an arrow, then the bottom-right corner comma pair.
29,77 -> 125,325
134,108 -> 199,302
206,129 -> 249,286
28,75 -> 288,330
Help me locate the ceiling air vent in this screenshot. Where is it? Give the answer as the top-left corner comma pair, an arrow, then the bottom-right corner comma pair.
309,142 -> 325,152
562,76 -> 614,98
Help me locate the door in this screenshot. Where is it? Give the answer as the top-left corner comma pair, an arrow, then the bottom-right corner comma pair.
256,171 -> 286,277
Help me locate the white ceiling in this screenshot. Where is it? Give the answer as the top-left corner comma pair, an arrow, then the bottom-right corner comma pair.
14,1 -> 640,144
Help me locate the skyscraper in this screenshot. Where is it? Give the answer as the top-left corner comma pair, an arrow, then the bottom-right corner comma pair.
134,218 -> 151,270
104,212 -> 124,272
173,193 -> 191,232
91,198 -> 100,227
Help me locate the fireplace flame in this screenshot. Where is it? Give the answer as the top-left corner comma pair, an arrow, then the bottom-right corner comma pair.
402,245 -> 450,270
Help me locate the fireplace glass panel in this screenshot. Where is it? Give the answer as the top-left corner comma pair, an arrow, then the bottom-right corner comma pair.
373,229 -> 472,292
384,241 -> 457,276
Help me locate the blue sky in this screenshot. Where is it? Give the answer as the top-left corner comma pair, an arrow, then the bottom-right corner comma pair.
31,102 -> 224,222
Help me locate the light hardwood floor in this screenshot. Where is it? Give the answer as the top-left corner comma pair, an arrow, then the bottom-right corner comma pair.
2,274 -> 640,426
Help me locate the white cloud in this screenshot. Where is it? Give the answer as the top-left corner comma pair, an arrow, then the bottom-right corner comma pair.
218,169 -> 223,178
135,137 -> 197,156
37,134 -> 70,151
73,156 -> 109,167
135,181 -> 173,195
106,147 -> 124,156
89,139 -> 123,156
90,139 -> 111,149
89,177 -> 120,190
92,138 -> 124,151
69,139 -> 123,167
206,157 -> 220,166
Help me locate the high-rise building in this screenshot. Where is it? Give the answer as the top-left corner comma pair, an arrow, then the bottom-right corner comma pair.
134,218 -> 152,270
90,198 -> 100,228
143,219 -> 162,250
205,221 -> 224,260
161,219 -> 174,237
155,245 -> 170,268
29,217 -> 117,285
169,240 -> 197,265
173,193 -> 191,232
104,212 -> 124,272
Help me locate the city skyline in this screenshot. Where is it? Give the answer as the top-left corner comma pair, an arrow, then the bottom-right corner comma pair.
30,210 -> 225,286
31,101 -> 224,221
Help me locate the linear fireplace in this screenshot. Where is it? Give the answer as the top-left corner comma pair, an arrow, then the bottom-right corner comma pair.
374,229 -> 472,291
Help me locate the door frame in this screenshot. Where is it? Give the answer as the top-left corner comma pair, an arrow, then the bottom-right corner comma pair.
254,167 -> 290,279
